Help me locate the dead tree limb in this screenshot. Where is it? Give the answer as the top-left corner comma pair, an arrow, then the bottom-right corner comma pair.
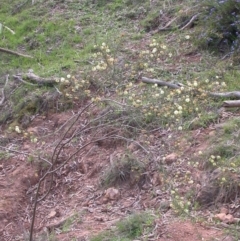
0,74 -> 9,106
157,16 -> 179,31
141,76 -> 240,108
13,74 -> 38,86
26,72 -> 56,85
223,100 -> 240,108
209,91 -> 240,99
141,76 -> 180,89
0,47 -> 33,58
13,71 -> 56,86
180,13 -> 200,30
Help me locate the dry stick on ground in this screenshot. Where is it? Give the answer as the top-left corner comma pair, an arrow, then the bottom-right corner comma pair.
0,146 -> 52,166
13,72 -> 56,86
141,76 -> 240,107
0,47 -> 33,58
222,100 -> 240,107
0,74 -> 9,106
180,13 -> 200,30
13,75 -> 38,86
156,16 -> 179,32
141,77 -> 180,89
155,12 -> 200,33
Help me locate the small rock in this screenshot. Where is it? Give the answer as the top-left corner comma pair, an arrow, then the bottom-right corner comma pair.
105,187 -> 120,200
47,210 -> 57,219
215,213 -> 235,223
27,127 -> 39,135
151,173 -> 162,186
164,153 -> 178,164
94,216 -> 104,222
209,131 -> 216,136
128,143 -> 138,152
215,213 -> 226,221
220,207 -> 228,215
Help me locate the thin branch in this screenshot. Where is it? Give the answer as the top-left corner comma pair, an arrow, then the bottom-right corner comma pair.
0,74 -> 9,106
3,25 -> 15,35
0,47 -> 33,58
141,76 -> 181,89
0,145 -> 52,166
54,85 -> 62,95
209,91 -> 240,99
13,75 -> 37,86
157,16 -> 178,31
180,13 -> 200,30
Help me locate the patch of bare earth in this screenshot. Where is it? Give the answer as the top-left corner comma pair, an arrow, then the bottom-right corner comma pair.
156,220 -> 232,241
0,108 -> 237,241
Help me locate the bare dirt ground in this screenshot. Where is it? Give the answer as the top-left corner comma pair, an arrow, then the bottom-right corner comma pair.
0,107 -> 236,241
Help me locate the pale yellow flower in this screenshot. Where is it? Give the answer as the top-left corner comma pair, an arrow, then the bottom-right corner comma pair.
152,48 -> 157,53
178,126 -> 183,131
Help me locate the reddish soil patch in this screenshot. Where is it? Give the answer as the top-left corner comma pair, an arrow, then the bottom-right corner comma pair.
0,109 -> 237,241
0,156 -> 38,239
157,220 -> 231,241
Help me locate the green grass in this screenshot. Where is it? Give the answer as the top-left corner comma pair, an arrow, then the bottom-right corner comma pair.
90,211 -> 154,241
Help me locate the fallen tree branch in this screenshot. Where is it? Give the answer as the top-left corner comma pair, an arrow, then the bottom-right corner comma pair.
153,12 -> 200,33
180,13 -> 200,30
141,77 -> 181,89
0,47 -> 33,58
0,74 -> 9,106
13,74 -> 37,86
2,24 -> 15,35
222,100 -> 240,108
13,71 -> 56,86
141,76 -> 240,108
157,16 -> 179,31
209,91 -> 240,99
26,72 -> 56,85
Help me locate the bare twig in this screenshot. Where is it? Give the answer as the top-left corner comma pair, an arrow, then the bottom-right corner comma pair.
29,102 -> 96,241
0,74 -> 9,106
2,25 -> 15,35
13,75 -> 37,86
180,13 -> 200,30
141,76 -> 180,89
54,85 -> 62,95
157,16 -> 178,31
0,145 -> 51,166
0,47 -> 33,58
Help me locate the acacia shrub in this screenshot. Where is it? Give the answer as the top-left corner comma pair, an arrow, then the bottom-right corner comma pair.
197,0 -> 240,55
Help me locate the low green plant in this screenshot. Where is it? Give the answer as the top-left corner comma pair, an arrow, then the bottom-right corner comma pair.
61,213 -> 80,233
90,211 -> 154,241
196,0 -> 240,56
170,188 -> 193,215
0,151 -> 11,160
101,153 -> 146,187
